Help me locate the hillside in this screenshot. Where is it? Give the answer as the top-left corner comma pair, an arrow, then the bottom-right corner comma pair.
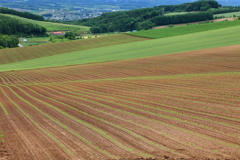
0,34 -> 149,65
1,1 -> 240,159
1,24 -> 240,71
0,14 -> 46,36
129,20 -> 240,39
1,14 -> 90,32
73,0 -> 221,33
0,44 -> 240,159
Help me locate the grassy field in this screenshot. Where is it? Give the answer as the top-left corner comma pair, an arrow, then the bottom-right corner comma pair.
0,14 -> 90,32
1,25 -> 240,71
129,20 -> 240,39
0,34 -> 148,65
214,11 -> 240,18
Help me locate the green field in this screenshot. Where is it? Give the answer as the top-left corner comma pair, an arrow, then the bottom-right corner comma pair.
0,14 -> 90,31
0,34 -> 148,65
1,25 -> 240,72
214,11 -> 240,18
129,20 -> 240,39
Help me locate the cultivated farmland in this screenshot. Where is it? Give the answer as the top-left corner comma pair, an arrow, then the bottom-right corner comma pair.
1,44 -> 240,159
1,24 -> 240,71
0,34 -> 149,65
129,20 -> 240,39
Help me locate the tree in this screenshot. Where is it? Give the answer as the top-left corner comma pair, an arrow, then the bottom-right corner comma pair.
64,31 -> 76,40
137,21 -> 155,30
200,3 -> 211,11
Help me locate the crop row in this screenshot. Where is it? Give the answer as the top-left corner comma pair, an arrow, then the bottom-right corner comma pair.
0,43 -> 240,85
20,84 -> 232,158
29,80 -> 240,154
1,72 -> 240,158
53,83 -> 240,145
6,85 -> 171,159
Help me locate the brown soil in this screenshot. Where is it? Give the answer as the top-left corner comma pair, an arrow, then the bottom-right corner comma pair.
1,45 -> 240,159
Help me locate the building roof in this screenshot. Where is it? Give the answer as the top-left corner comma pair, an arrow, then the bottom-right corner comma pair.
53,32 -> 63,35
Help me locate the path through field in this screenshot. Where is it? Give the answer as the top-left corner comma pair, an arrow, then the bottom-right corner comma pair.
0,45 -> 240,159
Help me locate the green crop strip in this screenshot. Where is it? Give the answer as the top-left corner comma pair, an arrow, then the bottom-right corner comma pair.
0,102 -> 9,116
57,84 -> 240,140
0,130 -> 3,144
29,85 -> 189,158
13,86 -> 152,158
0,87 -> 75,157
49,85 -> 240,149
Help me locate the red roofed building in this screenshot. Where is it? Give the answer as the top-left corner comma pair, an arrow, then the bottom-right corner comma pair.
53,32 -> 63,35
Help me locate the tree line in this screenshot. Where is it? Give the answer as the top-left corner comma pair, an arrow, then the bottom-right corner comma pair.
154,0 -> 220,12
0,7 -> 44,21
211,7 -> 240,14
0,14 -> 47,36
150,12 -> 213,26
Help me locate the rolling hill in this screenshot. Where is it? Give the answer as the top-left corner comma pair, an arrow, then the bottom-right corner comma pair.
1,24 -> 240,71
0,34 -> 148,65
0,43 -> 240,159
0,14 -> 90,32
0,7 -> 240,160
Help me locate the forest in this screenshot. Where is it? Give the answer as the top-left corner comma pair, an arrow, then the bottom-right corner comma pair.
0,15 -> 47,36
154,0 -> 220,12
0,7 -> 44,21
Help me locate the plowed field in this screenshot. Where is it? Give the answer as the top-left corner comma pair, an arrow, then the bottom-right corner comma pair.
0,45 -> 240,160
